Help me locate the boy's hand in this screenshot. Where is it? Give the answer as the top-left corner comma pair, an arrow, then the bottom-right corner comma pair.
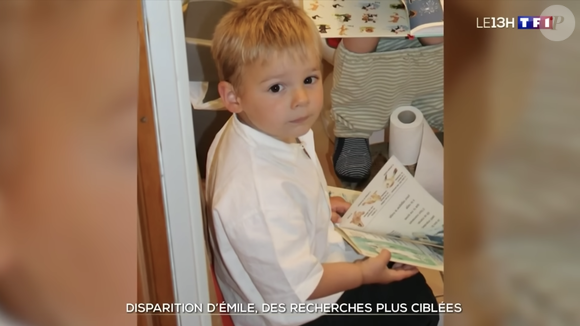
356,250 -> 419,284
329,196 -> 351,223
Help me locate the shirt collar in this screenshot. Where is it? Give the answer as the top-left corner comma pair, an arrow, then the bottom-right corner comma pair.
231,114 -> 313,160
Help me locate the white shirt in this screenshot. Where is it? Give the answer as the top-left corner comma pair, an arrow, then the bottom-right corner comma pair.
205,115 -> 356,326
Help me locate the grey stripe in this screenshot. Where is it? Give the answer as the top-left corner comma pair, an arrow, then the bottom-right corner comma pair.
330,40 -> 443,138
377,38 -> 423,52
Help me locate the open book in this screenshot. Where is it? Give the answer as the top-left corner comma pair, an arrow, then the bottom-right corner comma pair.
330,155 -> 444,271
303,0 -> 443,38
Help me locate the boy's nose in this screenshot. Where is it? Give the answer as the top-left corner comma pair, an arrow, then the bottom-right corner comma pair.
292,87 -> 309,108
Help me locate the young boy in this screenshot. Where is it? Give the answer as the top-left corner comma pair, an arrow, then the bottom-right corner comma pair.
206,1 -> 439,325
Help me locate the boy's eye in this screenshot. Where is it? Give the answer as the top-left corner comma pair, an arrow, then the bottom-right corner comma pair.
304,76 -> 318,84
269,84 -> 283,93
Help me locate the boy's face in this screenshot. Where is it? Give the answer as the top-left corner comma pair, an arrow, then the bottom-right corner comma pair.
221,51 -> 323,143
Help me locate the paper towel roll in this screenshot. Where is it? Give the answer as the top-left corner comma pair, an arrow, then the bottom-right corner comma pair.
415,121 -> 444,203
388,106 -> 424,166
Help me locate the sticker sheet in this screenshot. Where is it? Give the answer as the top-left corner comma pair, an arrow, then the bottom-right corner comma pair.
304,0 -> 411,38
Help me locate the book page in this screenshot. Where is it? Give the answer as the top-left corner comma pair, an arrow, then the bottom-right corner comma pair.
337,155 -> 444,246
403,0 -> 443,36
338,227 -> 443,271
328,185 -> 361,204
303,0 -> 412,38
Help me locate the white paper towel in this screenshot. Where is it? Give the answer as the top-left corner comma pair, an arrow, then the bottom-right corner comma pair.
388,106 -> 444,204
415,122 -> 444,204
388,106 -> 424,165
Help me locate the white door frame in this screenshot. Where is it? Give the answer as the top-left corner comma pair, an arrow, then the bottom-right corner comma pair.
141,1 -> 211,326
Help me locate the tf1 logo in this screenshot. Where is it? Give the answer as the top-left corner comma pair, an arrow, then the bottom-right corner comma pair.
518,16 -> 565,30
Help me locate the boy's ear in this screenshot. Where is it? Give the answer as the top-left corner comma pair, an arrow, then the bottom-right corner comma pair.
218,81 -> 242,114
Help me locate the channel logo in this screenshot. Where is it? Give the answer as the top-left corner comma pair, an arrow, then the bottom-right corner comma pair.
476,5 -> 575,41
517,16 -> 562,30
520,5 -> 576,41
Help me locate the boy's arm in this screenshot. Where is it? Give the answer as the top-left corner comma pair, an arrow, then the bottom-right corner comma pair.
312,225 -> 366,299
228,209 -> 365,301
308,263 -> 363,300
222,206 -> 416,304
310,251 -> 418,299
225,208 -> 339,303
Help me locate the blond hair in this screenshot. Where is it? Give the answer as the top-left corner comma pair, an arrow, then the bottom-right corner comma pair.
211,0 -> 322,89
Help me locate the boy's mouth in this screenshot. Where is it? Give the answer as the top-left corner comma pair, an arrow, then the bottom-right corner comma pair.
290,116 -> 309,123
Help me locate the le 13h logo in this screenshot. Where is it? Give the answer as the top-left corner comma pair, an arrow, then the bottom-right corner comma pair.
476,16 -> 564,29
476,5 -> 576,41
